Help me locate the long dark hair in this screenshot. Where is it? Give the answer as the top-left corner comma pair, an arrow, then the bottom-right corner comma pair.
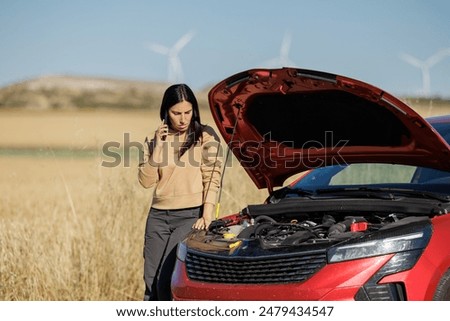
159,84 -> 204,157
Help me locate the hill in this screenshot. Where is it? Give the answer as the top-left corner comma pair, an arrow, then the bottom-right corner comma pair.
0,75 -> 449,113
0,75 -> 208,110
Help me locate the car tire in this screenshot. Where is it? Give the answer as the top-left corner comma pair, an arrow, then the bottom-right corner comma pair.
433,269 -> 450,300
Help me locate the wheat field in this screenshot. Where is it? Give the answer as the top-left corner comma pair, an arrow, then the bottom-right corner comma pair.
0,109 -> 267,300
0,101 -> 449,300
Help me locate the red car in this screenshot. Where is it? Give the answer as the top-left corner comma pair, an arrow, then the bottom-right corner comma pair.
171,68 -> 450,301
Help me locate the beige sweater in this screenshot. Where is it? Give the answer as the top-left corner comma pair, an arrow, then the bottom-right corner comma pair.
138,125 -> 222,210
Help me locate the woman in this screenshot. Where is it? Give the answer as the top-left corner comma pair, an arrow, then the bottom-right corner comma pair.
138,84 -> 222,300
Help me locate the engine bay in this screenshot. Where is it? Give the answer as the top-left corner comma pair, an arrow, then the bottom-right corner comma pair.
204,211 -> 427,249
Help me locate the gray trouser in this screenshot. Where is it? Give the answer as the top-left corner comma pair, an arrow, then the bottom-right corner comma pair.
143,206 -> 201,301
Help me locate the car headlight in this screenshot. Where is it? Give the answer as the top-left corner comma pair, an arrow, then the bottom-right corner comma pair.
328,224 -> 432,263
176,241 -> 187,262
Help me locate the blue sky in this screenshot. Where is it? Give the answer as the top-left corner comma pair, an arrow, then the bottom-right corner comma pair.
1,0 -> 450,97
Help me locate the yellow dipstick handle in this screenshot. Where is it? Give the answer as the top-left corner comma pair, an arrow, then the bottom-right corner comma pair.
215,203 -> 221,219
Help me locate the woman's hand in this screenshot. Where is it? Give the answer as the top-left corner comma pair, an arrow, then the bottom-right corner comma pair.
154,119 -> 169,147
148,119 -> 168,165
193,215 -> 212,230
193,203 -> 215,230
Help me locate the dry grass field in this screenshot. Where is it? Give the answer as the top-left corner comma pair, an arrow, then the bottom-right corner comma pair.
0,108 -> 266,300
1,100 -> 449,300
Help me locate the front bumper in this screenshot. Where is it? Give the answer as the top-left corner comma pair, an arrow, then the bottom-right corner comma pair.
172,255 -> 393,300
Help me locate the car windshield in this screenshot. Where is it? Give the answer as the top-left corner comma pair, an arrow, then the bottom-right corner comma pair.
290,163 -> 450,197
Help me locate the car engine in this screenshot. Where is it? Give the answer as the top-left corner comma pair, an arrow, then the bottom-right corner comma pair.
205,211 -> 416,249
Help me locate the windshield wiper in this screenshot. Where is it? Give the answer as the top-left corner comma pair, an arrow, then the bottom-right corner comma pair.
316,187 -> 450,202
286,187 -> 316,196
269,187 -> 315,203
382,188 -> 450,202
315,187 -> 396,200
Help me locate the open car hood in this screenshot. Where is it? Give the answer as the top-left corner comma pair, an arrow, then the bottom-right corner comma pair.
208,68 -> 450,191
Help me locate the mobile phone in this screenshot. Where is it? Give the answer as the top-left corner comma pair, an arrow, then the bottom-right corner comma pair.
163,111 -> 169,126
161,112 -> 168,141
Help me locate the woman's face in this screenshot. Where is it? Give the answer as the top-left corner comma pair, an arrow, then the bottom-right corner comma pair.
168,100 -> 193,133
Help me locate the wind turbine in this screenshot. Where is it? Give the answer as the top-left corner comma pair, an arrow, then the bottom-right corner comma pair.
147,30 -> 195,83
263,31 -> 297,68
399,48 -> 450,96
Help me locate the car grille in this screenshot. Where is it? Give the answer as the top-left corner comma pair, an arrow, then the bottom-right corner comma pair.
185,250 -> 327,284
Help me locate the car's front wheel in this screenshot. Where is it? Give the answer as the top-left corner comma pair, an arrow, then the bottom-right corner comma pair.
433,269 -> 450,300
